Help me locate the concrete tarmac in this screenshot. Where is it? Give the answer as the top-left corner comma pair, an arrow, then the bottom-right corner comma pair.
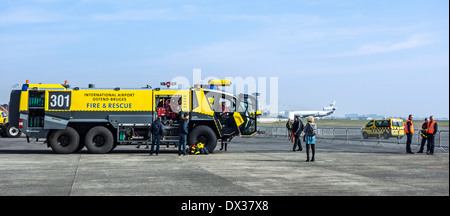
0,135 -> 448,196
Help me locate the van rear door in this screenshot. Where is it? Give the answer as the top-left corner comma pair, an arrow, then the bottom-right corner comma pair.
391,119 -> 404,136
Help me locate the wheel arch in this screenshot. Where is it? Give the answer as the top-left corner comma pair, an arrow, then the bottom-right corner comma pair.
189,120 -> 220,139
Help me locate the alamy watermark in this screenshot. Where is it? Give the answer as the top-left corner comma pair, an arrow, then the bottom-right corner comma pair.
170,68 -> 278,115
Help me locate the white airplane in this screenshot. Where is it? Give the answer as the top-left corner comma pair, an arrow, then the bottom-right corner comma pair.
287,101 -> 337,119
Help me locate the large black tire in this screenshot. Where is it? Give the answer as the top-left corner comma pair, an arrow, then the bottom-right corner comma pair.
6,125 -> 21,138
48,126 -> 80,154
188,125 -> 217,153
84,126 -> 114,154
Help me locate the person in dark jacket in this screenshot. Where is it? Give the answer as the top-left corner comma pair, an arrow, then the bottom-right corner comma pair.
150,116 -> 164,156
291,115 -> 304,151
417,118 -> 428,153
178,113 -> 189,156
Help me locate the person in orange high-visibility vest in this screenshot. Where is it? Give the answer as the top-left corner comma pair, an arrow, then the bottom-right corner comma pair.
404,114 -> 415,154
426,116 -> 438,155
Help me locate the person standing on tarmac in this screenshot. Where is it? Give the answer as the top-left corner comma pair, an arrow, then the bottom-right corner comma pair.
291,115 -> 304,151
417,118 -> 429,153
304,116 -> 317,162
286,119 -> 293,141
178,113 -> 189,156
150,116 -> 164,156
404,114 -> 415,154
427,116 -> 438,155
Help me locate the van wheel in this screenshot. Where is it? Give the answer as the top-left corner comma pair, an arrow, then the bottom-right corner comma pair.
188,125 -> 217,153
85,126 -> 114,154
362,132 -> 368,139
383,132 -> 390,139
48,127 -> 80,154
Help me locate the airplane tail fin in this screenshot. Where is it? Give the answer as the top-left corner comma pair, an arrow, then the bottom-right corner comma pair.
323,101 -> 337,112
330,101 -> 336,107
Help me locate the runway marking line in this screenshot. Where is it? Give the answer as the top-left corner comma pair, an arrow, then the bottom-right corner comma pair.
427,166 -> 445,169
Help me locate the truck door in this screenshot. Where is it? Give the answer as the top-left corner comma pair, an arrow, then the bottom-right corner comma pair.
236,94 -> 258,136
203,90 -> 238,137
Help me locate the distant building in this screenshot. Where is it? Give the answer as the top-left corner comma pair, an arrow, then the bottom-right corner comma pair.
345,113 -> 359,118
345,113 -> 385,120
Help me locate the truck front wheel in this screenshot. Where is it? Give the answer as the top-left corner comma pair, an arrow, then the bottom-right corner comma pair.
85,126 -> 114,154
48,126 -> 80,154
188,125 -> 217,153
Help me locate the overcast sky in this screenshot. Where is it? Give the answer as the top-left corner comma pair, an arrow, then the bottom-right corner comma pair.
0,0 -> 448,118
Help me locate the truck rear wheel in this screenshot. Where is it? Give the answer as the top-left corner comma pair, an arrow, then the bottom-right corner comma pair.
48,126 -> 80,154
6,125 -> 21,138
85,126 -> 114,154
188,125 -> 217,153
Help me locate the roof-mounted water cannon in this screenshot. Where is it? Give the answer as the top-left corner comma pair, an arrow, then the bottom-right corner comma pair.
207,79 -> 231,90
208,79 -> 231,86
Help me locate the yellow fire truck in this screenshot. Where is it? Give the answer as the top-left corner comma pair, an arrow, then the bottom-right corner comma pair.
8,80 -> 258,153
